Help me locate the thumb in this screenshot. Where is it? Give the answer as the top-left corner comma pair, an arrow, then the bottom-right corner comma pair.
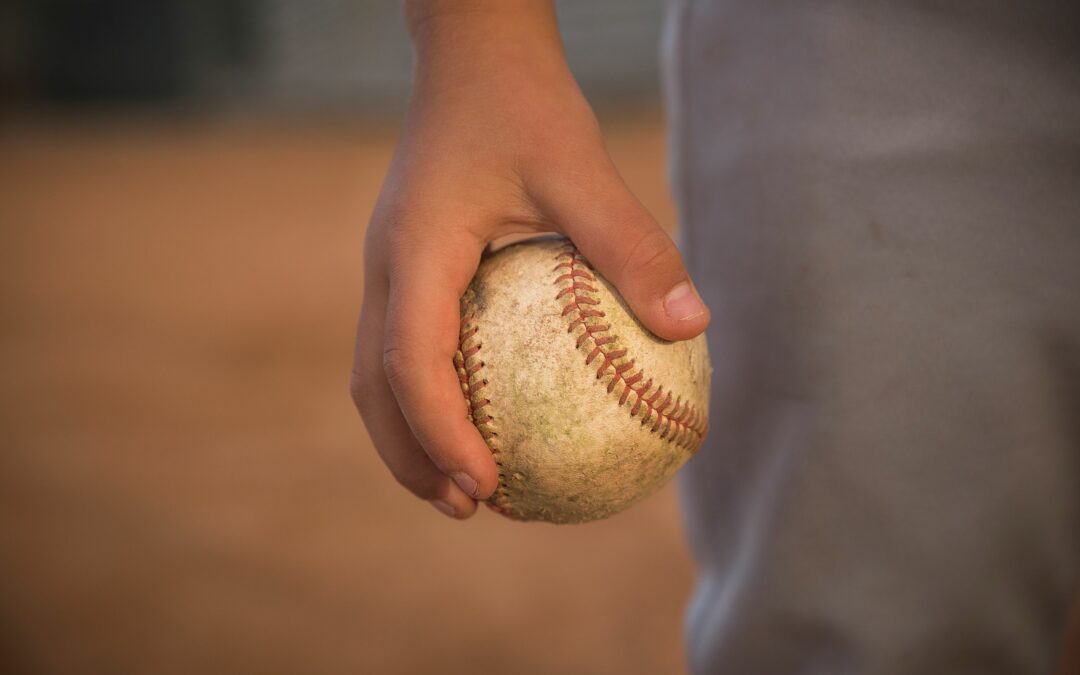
538,169 -> 710,342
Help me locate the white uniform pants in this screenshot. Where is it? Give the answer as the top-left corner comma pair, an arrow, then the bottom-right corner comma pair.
663,2 -> 1080,672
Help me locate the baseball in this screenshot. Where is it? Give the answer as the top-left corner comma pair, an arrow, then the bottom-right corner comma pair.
455,236 -> 711,524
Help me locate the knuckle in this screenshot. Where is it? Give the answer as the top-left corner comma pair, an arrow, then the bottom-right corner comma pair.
617,226 -> 680,282
381,344 -> 413,388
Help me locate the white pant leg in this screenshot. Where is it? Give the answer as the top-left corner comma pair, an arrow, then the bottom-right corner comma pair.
662,1 -> 1080,673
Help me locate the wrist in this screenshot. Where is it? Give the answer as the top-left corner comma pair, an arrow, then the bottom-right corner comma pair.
405,0 -> 557,37
405,1 -> 570,90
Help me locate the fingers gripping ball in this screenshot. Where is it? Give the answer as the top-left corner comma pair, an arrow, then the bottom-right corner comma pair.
454,237 -> 712,524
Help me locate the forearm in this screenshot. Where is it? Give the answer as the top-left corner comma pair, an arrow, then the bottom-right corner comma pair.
404,0 -> 572,92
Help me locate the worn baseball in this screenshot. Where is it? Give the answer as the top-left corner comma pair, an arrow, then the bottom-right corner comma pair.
454,236 -> 711,524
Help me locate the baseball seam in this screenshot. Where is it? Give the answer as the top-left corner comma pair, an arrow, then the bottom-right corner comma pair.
454,306 -> 512,514
553,244 -> 707,451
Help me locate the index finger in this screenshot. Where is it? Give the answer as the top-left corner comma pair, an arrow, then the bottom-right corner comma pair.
381,237 -> 500,500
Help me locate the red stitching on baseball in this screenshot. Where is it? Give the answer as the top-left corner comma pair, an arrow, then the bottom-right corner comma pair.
455,309 -> 511,513
553,244 -> 707,452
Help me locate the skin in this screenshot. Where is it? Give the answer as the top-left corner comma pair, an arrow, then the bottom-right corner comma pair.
350,0 -> 710,519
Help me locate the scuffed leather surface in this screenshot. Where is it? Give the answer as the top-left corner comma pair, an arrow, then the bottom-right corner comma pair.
457,237 -> 711,524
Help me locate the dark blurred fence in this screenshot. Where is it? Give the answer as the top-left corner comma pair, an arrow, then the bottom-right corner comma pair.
0,0 -> 664,116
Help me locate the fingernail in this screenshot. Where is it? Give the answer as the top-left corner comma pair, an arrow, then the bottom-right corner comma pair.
451,471 -> 479,497
431,499 -> 456,518
664,281 -> 707,321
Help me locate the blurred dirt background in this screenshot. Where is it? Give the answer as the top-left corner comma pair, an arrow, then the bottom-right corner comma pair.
4,111 -> 1078,675
0,113 -> 696,675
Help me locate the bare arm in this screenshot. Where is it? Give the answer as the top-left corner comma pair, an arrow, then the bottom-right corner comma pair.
350,0 -> 710,518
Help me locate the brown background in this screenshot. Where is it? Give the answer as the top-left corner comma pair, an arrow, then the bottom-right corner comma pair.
0,114 -> 696,675
1,114 -> 1077,674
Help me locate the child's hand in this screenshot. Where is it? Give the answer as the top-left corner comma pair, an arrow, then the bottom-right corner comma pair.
350,1 -> 709,519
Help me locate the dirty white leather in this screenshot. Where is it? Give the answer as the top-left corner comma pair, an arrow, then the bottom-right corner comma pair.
458,237 -> 711,523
